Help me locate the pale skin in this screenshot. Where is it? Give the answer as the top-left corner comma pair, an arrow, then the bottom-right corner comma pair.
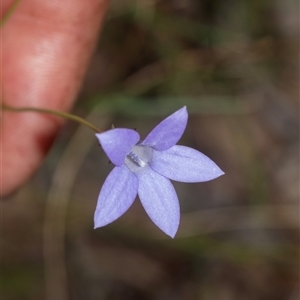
1,0 -> 109,196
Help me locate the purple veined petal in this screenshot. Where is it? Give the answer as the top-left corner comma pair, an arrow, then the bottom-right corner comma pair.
94,166 -> 138,228
141,106 -> 188,151
151,145 -> 224,183
96,129 -> 140,166
136,168 -> 180,238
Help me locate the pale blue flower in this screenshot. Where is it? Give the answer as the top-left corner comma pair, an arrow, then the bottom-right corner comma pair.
94,107 -> 224,238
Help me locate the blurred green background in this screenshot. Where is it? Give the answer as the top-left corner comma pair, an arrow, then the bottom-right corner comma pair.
2,0 -> 299,299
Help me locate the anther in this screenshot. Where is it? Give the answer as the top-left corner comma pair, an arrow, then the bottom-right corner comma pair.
127,151 -> 146,167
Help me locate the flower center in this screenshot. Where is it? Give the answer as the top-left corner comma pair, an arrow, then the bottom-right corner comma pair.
125,145 -> 153,173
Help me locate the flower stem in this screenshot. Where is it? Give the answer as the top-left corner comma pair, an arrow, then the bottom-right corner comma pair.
0,0 -> 23,28
1,103 -> 102,133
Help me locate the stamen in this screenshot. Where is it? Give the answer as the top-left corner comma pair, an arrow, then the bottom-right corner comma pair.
127,151 -> 146,167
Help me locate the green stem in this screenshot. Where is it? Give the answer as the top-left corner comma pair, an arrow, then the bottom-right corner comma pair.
1,103 -> 102,133
0,0 -> 23,28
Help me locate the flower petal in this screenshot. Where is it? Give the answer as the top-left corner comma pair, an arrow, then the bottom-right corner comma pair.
96,129 -> 140,166
151,145 -> 224,182
136,168 -> 180,238
94,166 -> 138,228
141,106 -> 188,151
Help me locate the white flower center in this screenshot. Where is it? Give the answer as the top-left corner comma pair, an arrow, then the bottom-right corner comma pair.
125,145 -> 153,173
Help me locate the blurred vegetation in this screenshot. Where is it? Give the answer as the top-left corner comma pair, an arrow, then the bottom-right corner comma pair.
2,0 -> 299,299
